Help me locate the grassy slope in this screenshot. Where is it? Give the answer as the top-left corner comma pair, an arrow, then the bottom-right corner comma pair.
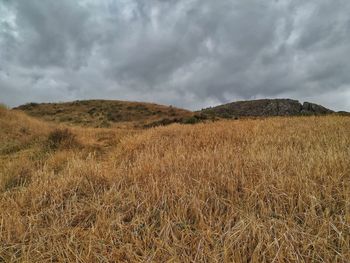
0,105 -> 49,155
0,106 -> 135,192
14,100 -> 193,128
0,106 -> 350,262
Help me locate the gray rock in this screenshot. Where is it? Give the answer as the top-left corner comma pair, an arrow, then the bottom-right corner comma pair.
200,99 -> 335,118
301,102 -> 334,115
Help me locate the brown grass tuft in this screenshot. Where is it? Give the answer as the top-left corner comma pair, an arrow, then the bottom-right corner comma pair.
47,128 -> 79,150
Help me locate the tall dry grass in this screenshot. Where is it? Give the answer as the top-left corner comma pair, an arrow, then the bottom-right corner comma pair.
0,111 -> 349,262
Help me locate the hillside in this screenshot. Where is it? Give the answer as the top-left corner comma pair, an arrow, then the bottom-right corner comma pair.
0,104 -> 50,156
15,99 -> 348,128
1,104 -> 350,262
14,100 -> 193,128
0,105 -> 134,191
200,98 -> 335,118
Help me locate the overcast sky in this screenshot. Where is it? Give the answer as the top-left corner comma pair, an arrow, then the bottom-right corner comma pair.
1,0 -> 350,111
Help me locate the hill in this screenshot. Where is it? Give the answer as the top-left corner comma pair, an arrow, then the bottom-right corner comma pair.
14,100 -> 193,128
1,105 -> 349,262
15,99 -> 348,128
200,98 -> 336,118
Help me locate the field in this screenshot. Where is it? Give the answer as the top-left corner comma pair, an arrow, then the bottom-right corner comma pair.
0,105 -> 349,262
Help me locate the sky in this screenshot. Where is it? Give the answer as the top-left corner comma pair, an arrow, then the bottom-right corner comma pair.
0,0 -> 350,111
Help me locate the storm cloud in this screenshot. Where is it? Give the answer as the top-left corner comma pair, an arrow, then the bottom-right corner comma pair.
1,0 -> 350,110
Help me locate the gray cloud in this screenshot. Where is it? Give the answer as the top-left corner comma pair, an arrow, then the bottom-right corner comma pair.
0,0 -> 350,111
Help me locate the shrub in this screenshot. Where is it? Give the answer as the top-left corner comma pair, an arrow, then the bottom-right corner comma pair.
19,102 -> 38,110
182,114 -> 208,124
182,116 -> 199,124
88,107 -> 97,115
47,128 -> 79,150
220,112 -> 233,119
106,111 -> 122,122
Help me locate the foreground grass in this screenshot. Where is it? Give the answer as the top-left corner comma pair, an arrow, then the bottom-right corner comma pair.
0,108 -> 349,262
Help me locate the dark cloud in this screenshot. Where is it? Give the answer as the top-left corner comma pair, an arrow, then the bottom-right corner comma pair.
0,0 -> 349,110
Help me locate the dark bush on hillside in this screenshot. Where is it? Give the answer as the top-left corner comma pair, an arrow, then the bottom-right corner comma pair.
144,114 -> 213,128
24,102 -> 39,109
106,111 -> 122,122
127,105 -> 148,112
47,128 -> 79,150
88,107 -> 97,115
220,111 -> 233,119
182,116 -> 199,124
182,114 -> 209,124
143,118 -> 178,128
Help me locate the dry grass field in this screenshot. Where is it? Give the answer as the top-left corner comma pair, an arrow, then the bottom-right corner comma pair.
0,105 -> 349,262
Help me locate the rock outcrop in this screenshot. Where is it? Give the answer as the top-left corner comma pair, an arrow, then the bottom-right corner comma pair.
301,102 -> 333,115
200,99 -> 334,118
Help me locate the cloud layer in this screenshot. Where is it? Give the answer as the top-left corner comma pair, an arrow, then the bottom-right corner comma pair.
1,0 -> 350,110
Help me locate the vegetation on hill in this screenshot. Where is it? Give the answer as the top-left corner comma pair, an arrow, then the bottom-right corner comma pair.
14,100 -> 194,128
1,105 -> 349,262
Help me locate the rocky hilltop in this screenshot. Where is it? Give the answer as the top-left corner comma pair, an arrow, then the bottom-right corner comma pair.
200,99 -> 334,118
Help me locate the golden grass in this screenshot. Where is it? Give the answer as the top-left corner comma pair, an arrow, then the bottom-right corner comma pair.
0,108 -> 349,262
